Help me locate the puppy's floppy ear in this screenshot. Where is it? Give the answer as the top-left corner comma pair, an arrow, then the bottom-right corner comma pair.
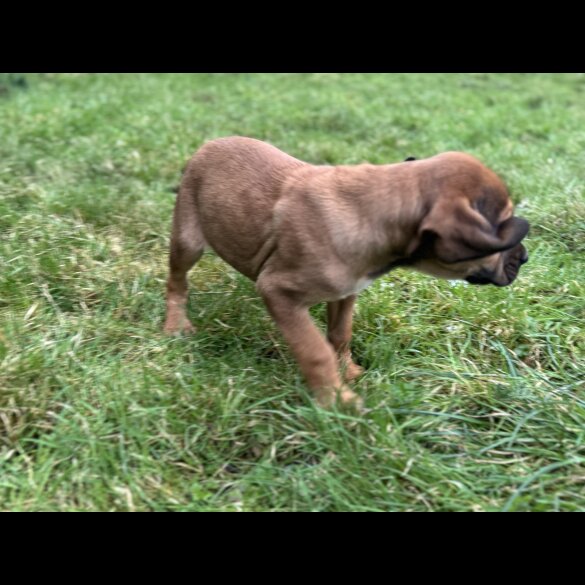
410,198 -> 530,263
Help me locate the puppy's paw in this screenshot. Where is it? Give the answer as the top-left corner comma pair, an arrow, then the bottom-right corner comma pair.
343,362 -> 365,382
338,387 -> 364,412
339,350 -> 365,382
314,386 -> 364,413
163,319 -> 197,336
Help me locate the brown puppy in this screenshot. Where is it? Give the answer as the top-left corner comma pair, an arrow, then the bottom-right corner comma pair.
164,137 -> 529,408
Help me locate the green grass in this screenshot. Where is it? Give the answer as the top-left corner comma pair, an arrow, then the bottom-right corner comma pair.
1,73 -> 584,511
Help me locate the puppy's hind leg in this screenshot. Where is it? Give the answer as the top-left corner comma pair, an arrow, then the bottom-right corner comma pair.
164,181 -> 205,335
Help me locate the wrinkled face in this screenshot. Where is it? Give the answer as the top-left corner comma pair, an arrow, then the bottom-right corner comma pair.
405,155 -> 530,287
412,243 -> 529,286
464,244 -> 529,286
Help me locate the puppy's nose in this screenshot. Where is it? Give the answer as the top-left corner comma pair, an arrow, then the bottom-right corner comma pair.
520,252 -> 529,265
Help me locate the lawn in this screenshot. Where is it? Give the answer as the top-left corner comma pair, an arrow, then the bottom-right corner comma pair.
0,73 -> 584,511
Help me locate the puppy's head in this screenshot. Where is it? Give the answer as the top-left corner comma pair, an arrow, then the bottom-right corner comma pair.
406,153 -> 530,287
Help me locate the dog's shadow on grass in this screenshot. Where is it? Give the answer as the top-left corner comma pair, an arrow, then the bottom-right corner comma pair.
180,273 -> 286,364
177,270 -> 335,371
166,257 -> 371,377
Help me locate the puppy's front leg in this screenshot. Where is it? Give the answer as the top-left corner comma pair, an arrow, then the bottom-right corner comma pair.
258,284 -> 362,409
327,295 -> 365,382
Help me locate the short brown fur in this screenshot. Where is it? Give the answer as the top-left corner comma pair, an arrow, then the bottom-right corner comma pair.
164,137 -> 529,409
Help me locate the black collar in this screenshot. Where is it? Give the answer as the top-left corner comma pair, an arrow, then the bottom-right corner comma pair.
367,257 -> 412,279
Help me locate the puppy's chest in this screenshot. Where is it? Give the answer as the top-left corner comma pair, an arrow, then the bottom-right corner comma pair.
338,276 -> 374,299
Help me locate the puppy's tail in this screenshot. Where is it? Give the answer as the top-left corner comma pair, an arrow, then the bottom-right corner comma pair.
170,163 -> 188,194
169,160 -> 206,262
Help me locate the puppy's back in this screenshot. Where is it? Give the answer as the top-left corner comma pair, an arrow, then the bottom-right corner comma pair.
181,137 -> 306,280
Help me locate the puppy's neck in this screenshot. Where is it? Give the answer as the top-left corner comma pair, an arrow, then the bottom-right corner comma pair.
351,162 -> 428,274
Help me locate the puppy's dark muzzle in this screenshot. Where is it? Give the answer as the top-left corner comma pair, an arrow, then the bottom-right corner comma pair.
466,244 -> 529,287
465,274 -> 494,285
